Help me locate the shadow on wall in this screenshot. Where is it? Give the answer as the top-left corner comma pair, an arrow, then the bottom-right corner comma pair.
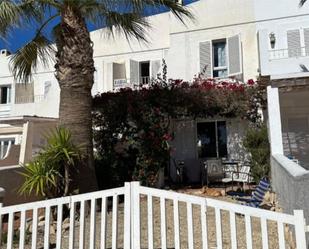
226,120 -> 250,162
0,166 -> 40,206
0,145 -> 20,167
282,117 -> 309,169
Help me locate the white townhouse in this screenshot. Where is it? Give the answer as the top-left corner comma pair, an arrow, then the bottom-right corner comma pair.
0,0 -> 259,180
256,0 -> 309,225
0,0 -> 309,214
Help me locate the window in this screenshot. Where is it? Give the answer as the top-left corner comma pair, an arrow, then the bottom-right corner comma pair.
212,40 -> 228,78
197,121 -> 227,158
0,86 -> 11,104
199,35 -> 242,78
0,138 -> 15,159
140,61 -> 150,85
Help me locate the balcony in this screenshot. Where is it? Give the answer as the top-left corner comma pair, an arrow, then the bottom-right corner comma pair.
258,29 -> 309,79
140,76 -> 150,86
269,47 -> 309,61
15,95 -> 44,104
113,79 -> 128,90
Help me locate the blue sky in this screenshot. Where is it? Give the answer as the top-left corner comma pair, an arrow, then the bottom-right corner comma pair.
0,0 -> 197,52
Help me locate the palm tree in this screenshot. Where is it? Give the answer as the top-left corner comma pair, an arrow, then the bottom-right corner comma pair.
0,0 -> 193,193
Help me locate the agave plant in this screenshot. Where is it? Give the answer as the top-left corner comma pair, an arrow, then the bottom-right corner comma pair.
19,127 -> 82,198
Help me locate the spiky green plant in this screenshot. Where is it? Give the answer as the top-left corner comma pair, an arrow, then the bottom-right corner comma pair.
19,127 -> 82,198
19,160 -> 59,198
0,0 -> 193,193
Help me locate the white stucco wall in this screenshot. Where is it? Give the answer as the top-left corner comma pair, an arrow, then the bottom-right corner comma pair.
170,118 -> 248,183
255,0 -> 309,78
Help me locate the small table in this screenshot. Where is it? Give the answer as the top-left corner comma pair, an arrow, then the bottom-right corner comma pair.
222,160 -> 240,173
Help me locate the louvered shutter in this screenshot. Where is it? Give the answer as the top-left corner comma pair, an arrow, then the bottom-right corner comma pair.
130,60 -> 139,86
106,63 -> 114,90
304,28 -> 309,56
287,29 -> 301,58
151,60 -> 161,79
228,35 -> 242,76
199,41 -> 212,77
44,81 -> 52,98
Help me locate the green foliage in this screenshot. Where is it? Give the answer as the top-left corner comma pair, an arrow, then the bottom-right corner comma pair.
93,65 -> 264,187
243,124 -> 270,182
19,160 -> 59,197
19,127 -> 82,198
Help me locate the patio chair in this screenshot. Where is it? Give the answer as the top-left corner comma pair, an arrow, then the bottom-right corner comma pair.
237,177 -> 270,208
172,159 -> 185,184
231,165 -> 253,191
205,159 -> 225,185
221,165 -> 237,191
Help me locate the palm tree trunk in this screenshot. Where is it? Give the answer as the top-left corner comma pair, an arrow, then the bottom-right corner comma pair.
55,6 -> 97,193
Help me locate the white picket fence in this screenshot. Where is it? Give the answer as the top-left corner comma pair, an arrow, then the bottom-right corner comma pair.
0,182 -> 307,249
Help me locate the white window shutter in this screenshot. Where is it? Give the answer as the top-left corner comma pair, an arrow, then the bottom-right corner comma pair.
199,41 -> 212,77
130,60 -> 139,86
151,60 -> 161,79
44,81 -> 52,98
228,34 -> 242,76
303,28 -> 309,55
106,62 -> 113,90
287,29 -> 301,57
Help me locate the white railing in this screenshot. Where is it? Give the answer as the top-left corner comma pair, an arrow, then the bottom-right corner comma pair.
15,95 -> 45,104
0,182 -> 307,249
113,79 -> 128,89
140,76 -> 150,85
269,47 -> 309,60
0,185 -> 130,249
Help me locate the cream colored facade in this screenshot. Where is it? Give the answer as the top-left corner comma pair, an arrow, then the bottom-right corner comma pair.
0,0 -> 309,185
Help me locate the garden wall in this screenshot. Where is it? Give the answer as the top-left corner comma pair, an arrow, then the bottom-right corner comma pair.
271,154 -> 309,224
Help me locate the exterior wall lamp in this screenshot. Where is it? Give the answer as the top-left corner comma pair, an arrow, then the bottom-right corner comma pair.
269,32 -> 276,49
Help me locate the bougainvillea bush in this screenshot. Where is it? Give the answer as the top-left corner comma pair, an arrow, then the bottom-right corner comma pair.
93,70 -> 265,188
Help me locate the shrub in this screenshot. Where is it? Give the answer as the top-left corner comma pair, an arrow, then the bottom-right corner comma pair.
93,64 -> 265,187
19,127 -> 82,198
243,124 -> 270,182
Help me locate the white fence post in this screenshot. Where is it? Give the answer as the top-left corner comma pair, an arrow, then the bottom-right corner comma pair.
131,182 -> 141,249
294,210 -> 307,249
124,183 -> 131,249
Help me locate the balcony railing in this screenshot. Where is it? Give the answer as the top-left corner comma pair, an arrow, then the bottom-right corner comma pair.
113,79 -> 128,89
269,47 -> 309,60
15,95 -> 45,104
140,76 -> 150,85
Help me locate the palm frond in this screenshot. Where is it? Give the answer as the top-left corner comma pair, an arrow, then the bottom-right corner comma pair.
85,0 -> 193,41
300,0 -> 307,6
10,34 -> 55,83
105,12 -> 150,41
0,0 -> 21,35
299,0 -> 307,7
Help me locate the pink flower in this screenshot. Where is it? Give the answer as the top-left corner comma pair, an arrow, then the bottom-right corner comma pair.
248,79 -> 255,85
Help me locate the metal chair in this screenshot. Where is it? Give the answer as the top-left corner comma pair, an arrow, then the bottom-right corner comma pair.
173,159 -> 185,185
205,158 -> 225,185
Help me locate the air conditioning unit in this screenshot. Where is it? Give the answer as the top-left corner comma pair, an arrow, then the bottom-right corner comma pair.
0,49 -> 11,57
